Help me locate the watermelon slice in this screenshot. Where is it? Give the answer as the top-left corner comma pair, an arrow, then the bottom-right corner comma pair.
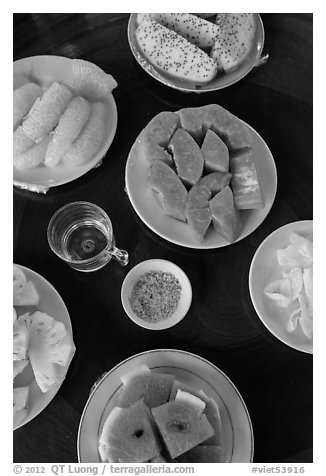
117,367 -> 174,409
198,390 -> 224,448
13,316 -> 29,361
148,161 -> 188,222
99,400 -> 161,463
139,111 -> 180,164
209,186 -> 241,243
230,149 -> 264,209
201,129 -> 229,173
151,401 -> 214,459
174,444 -> 224,463
13,386 -> 29,426
13,359 -> 28,379
175,389 -> 206,415
169,129 -> 204,186
199,172 -> 232,195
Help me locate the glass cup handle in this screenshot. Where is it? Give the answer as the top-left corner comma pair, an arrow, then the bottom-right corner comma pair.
108,245 -> 129,266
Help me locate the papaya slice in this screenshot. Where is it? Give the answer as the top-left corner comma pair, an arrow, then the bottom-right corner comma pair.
230,149 -> 264,209
201,129 -> 229,173
169,129 -> 204,186
209,186 -> 241,243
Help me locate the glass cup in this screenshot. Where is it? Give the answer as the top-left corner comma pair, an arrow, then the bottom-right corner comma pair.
47,201 -> 129,272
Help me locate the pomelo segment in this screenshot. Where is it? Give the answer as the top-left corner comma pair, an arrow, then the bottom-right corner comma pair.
201,129 -> 229,173
21,81 -> 73,142
13,126 -> 35,157
45,96 -> 91,167
148,161 -> 188,222
13,137 -> 49,170
169,129 -> 204,186
209,186 -> 241,243
13,82 -> 42,130
99,400 -> 161,463
230,149 -> 264,209
151,400 -> 214,459
62,101 -> 107,168
117,368 -> 174,409
70,59 -> 117,99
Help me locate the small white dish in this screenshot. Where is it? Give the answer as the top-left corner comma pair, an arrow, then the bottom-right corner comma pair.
13,265 -> 75,429
121,259 -> 192,330
77,349 -> 254,462
249,220 -> 313,354
128,13 -> 265,93
13,55 -> 118,193
125,118 -> 277,249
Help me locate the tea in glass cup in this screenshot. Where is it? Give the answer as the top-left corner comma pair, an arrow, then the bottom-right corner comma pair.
47,201 -> 129,272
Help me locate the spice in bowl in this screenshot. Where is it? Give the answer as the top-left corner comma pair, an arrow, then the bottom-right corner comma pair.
129,270 -> 182,323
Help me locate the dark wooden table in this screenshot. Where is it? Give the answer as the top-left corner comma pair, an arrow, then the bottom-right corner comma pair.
13,13 -> 313,463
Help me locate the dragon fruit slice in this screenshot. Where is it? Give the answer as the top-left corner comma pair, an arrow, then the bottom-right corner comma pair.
211,14 -> 255,71
136,19 -> 219,83
137,13 -> 220,48
13,386 -> 29,426
19,311 -> 75,393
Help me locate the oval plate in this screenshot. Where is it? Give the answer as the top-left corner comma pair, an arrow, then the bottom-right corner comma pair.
13,265 -> 75,430
128,13 -> 265,93
13,55 -> 118,192
249,220 -> 313,354
77,349 -> 254,463
125,117 -> 277,249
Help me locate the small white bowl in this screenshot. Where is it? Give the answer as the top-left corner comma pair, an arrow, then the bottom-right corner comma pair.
121,259 -> 192,330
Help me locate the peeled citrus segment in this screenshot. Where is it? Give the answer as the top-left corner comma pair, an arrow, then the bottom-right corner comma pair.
70,59 -> 117,99
13,386 -> 29,426
13,359 -> 29,379
45,96 -> 91,167
13,126 -> 35,157
62,101 -> 107,168
21,81 -> 73,142
13,316 -> 29,361
13,82 -> 42,130
13,136 -> 49,171
20,311 -> 75,393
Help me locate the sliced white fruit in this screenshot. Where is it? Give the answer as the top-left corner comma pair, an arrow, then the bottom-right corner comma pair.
175,389 -> 206,414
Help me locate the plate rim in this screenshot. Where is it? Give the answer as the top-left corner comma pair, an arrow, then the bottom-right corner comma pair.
125,117 -> 278,249
248,220 -> 313,354
13,264 -> 75,429
127,13 -> 265,93
77,348 -> 254,463
13,55 -> 118,190
120,259 -> 192,330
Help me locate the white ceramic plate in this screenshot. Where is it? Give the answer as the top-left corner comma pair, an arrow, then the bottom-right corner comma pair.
121,259 -> 192,330
77,349 -> 254,463
128,14 -> 265,93
249,220 -> 313,354
13,55 -> 118,192
125,119 -> 277,249
13,265 -> 75,430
